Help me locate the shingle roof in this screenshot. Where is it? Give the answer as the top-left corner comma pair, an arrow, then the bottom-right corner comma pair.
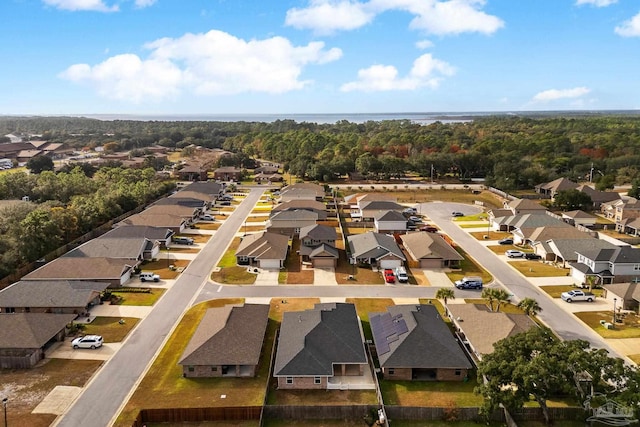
179,304 -> 270,366
370,305 -> 471,370
507,198 -> 546,211
64,236 -> 150,259
308,244 -> 339,259
299,224 -> 337,241
562,210 -> 594,219
447,304 -> 537,356
104,225 -> 174,241
576,185 -> 621,204
0,280 -> 108,308
373,210 -> 407,222
274,303 -> 366,376
604,283 -> 640,303
142,204 -> 197,217
269,209 -> 318,222
23,257 -> 134,280
401,232 -> 463,262
536,177 -> 578,193
154,197 -> 206,208
347,232 -> 405,261
578,245 -> 640,263
120,213 -> 186,228
236,232 -> 289,261
272,200 -> 327,215
360,201 -> 404,212
181,181 -> 223,196
546,238 -> 617,262
280,183 -> 325,199
0,313 -> 77,349
527,225 -> 593,243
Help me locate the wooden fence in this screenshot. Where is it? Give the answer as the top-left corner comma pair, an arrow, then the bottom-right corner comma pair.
263,405 -> 379,420
132,406 -> 262,425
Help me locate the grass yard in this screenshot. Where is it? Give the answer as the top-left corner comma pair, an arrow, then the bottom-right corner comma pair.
264,421 -> 365,427
280,239 -> 314,285
469,231 -> 512,240
0,358 -> 103,427
114,298 -> 272,427
161,247 -> 200,254
574,311 -> 640,338
211,266 -> 257,284
486,244 -> 532,255
464,299 -> 525,314
458,222 -> 489,228
341,189 -> 502,209
508,260 -> 571,277
267,387 -> 377,406
78,316 -> 139,342
446,247 -> 492,284
335,253 -> 385,285
112,288 -> 166,306
540,285 -> 605,298
145,422 -> 258,427
138,259 -> 190,280
346,298 -> 395,340
217,237 -> 241,267
245,215 -> 268,222
196,222 -> 222,231
379,375 -> 483,407
269,298 -> 320,322
629,354 -> 640,364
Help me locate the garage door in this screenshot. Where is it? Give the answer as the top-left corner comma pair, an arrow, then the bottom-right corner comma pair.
420,259 -> 442,269
380,259 -> 401,269
259,259 -> 281,270
314,258 -> 335,268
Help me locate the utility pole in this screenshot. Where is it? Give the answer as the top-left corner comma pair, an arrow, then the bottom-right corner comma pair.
430,164 -> 434,183
589,162 -> 594,183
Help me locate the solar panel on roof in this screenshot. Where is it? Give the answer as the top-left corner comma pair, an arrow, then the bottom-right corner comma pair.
387,333 -> 399,343
395,319 -> 409,335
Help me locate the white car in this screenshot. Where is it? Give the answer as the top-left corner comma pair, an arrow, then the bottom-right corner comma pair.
72,335 -> 103,349
199,214 -> 214,221
505,250 -> 525,258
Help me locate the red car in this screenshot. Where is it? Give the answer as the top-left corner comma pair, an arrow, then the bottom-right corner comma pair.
384,269 -> 395,283
420,225 -> 438,232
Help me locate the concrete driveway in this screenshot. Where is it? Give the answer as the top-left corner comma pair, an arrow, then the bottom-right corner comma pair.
422,268 -> 454,287
314,267 -> 338,286
254,269 -> 280,286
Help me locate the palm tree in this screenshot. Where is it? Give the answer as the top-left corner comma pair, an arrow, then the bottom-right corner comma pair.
585,275 -> 599,292
482,288 -> 496,311
493,289 -> 511,313
436,288 -> 455,305
517,297 -> 542,316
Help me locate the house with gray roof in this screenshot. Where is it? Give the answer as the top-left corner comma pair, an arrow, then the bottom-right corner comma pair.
535,177 -> 578,198
274,303 -> 371,390
64,233 -> 160,261
358,200 -> 404,221
271,200 -> 327,220
155,196 -> 207,212
266,209 -> 318,236
179,304 -> 269,378
279,183 -> 325,202
575,184 -> 621,209
446,304 -> 537,361
103,225 -> 174,249
604,282 -> 640,312
571,245 -> 640,286
299,224 -> 339,268
119,212 -> 188,234
561,210 -> 596,227
22,257 -> 136,287
374,210 -> 408,233
0,313 -> 76,368
503,198 -> 548,215
236,232 -> 290,270
401,232 -> 463,269
617,216 -> 640,237
533,237 -> 616,267
347,232 -> 405,270
0,280 -> 108,314
180,181 -> 224,199
370,305 -> 472,381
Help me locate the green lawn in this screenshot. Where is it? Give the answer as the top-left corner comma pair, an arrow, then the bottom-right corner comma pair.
574,311 -> 640,338
464,299 -> 525,314
211,266 -> 257,284
218,237 -> 241,268
346,298 -> 395,340
508,261 -> 571,278
380,375 -> 483,407
446,247 -> 492,284
112,288 -> 166,306
78,316 -> 139,342
540,285 -> 604,298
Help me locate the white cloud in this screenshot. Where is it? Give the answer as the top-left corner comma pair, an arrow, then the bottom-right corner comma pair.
60,30 -> 342,102
340,53 -> 455,92
285,0 -> 376,34
532,87 -> 591,102
575,0 -> 617,7
134,0 -> 157,8
415,39 -> 434,49
42,0 -> 119,12
285,0 -> 504,36
615,12 -> 640,37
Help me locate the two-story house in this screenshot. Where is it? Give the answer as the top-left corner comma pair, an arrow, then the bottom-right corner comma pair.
571,245 -> 640,286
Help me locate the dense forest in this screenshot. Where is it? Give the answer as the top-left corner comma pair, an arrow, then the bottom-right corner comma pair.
2,114 -> 640,191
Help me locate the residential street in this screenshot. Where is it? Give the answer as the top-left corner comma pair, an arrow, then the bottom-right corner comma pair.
54,188 -> 265,427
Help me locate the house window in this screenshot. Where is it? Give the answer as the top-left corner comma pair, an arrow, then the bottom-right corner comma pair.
388,368 -> 395,375
211,367 -> 218,372
314,377 -> 321,385
286,377 -> 293,384
634,264 -> 640,271
455,369 -> 462,376
188,366 -> 194,372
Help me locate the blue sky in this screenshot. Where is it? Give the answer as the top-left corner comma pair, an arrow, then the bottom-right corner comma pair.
1,0 -> 639,115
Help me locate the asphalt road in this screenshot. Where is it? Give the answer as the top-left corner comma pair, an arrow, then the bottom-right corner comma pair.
54,188 -> 265,427
421,201 -> 625,358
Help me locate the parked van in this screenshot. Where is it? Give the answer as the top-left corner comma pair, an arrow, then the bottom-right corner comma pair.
454,276 -> 483,289
395,266 -> 409,283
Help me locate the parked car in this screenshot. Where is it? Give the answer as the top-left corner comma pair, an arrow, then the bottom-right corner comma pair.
525,253 -> 542,260
172,236 -> 194,245
199,214 -> 214,221
454,276 -> 483,289
505,250 -> 525,258
384,269 -> 395,283
420,225 -> 438,232
219,194 -> 234,201
408,216 -> 423,223
218,200 -> 231,206
140,272 -> 160,282
451,211 -> 464,217
498,237 -> 514,245
403,207 -> 417,215
395,266 -> 409,283
72,335 -> 103,349
561,290 -> 595,303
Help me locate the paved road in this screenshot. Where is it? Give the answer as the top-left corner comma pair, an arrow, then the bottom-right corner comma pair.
55,188 -> 265,427
422,201 -> 626,358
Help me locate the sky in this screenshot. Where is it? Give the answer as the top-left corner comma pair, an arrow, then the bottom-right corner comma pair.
1,0 -> 640,115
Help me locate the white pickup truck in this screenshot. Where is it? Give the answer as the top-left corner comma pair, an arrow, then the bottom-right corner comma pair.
561,290 -> 595,303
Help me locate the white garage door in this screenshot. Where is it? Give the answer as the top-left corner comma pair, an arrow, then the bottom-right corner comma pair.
259,259 -> 281,270
380,259 -> 401,269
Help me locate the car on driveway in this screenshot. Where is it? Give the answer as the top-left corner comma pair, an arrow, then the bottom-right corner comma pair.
505,250 -> 525,258
409,216 -> 422,223
419,225 -> 438,232
384,269 -> 395,283
451,211 -> 464,217
72,335 -> 103,349
498,237 -> 514,245
525,253 -> 542,260
199,214 -> 214,221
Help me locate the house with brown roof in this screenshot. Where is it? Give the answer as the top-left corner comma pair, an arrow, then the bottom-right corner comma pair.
503,198 -> 548,215
446,304 -> 537,361
22,257 -> 136,287
618,217 -> 640,237
236,232 -> 290,269
0,142 -> 37,160
255,165 -> 279,174
370,305 -> 472,381
254,172 -> 283,183
299,224 -> 339,268
575,184 -> 621,209
213,167 -> 243,182
176,163 -> 208,181
401,232 -> 463,269
266,209 -> 319,236
604,282 -> 640,312
562,210 -> 596,227
279,183 -> 325,202
141,204 -> 201,222
271,200 -> 328,220
0,313 -> 77,368
601,198 -> 640,222
273,303 -> 372,390
118,212 -> 188,234
64,231 -> 161,261
179,304 -> 270,378
0,280 -> 108,314
535,177 -> 578,198
100,225 -> 175,249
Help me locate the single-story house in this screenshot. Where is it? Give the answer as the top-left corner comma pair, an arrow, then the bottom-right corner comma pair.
532,237 -> 616,267
401,232 -> 463,269
64,234 -> 160,261
236,232 -> 290,269
271,200 -> 327,220
446,304 -> 537,361
118,212 -> 188,235
535,177 -> 578,198
179,304 -> 270,378
347,232 -> 405,269
254,172 -> 283,183
561,210 -> 596,227
616,217 -> 640,237
100,225 -> 175,249
357,200 -> 404,221
370,304 -> 472,381
273,303 -> 371,390
22,257 -> 137,288
0,280 -> 109,314
255,165 -> 279,174
603,282 -> 640,312
266,209 -> 319,236
279,183 -> 325,202
503,198 -> 548,215
175,163 -> 208,181
0,313 -> 77,368
374,210 -> 408,233
141,204 -> 201,222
